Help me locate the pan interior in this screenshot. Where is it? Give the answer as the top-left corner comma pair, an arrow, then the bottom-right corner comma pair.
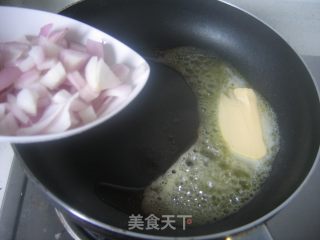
15,0 -> 320,237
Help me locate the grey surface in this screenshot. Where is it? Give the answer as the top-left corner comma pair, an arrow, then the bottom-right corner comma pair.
14,179 -> 73,240
0,159 -> 73,240
267,158 -> 320,240
0,157 -> 26,240
0,0 -> 78,12
225,0 -> 320,56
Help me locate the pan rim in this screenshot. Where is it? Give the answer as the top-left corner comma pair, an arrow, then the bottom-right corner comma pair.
14,0 -> 320,239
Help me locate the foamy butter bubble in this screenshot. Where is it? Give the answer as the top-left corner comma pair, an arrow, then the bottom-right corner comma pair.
142,47 -> 280,225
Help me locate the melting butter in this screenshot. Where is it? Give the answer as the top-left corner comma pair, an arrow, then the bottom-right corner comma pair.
142,47 -> 280,225
218,88 -> 267,160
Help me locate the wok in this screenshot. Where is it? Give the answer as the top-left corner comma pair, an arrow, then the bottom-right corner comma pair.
14,0 -> 320,239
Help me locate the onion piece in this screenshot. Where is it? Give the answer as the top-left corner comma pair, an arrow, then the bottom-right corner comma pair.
79,84 -> 99,103
0,66 -> 22,91
0,113 -> 19,135
17,103 -> 64,135
78,105 -> 97,124
96,97 -> 114,116
91,92 -> 107,112
0,42 -> 30,65
70,113 -> 80,127
70,41 -> 87,52
67,71 -> 86,91
37,96 -> 51,109
97,96 -> 126,117
36,58 -> 57,71
0,85 -> 14,103
44,105 -> 72,133
5,94 -> 30,124
38,36 -> 61,58
29,83 -> 51,98
28,46 -> 45,65
17,93 -> 79,135
111,63 -> 130,81
43,93 -> 79,133
49,28 -> 68,43
16,88 -> 39,116
14,56 -> 35,72
15,68 -> 40,89
85,56 -> 121,92
8,103 -> 30,125
39,23 -> 53,37
26,83 -> 51,116
0,23 -> 134,136
52,89 -> 72,104
6,93 -> 15,104
70,98 -> 88,112
40,61 -> 66,90
58,38 -> 68,48
103,84 -> 132,97
86,39 -> 104,58
60,48 -> 89,71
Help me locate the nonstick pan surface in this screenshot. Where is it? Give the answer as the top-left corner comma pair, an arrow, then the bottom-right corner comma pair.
15,0 -> 320,238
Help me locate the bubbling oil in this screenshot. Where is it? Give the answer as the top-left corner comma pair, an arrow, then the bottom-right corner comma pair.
142,47 -> 280,225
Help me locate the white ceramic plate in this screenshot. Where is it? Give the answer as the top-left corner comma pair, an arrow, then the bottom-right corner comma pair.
0,6 -> 150,143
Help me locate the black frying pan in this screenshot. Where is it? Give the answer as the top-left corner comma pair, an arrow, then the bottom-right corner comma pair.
14,0 -> 320,239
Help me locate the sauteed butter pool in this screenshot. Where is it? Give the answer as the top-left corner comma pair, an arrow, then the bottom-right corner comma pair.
142,47 -> 280,224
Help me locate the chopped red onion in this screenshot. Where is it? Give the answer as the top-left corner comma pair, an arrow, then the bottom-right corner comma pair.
0,24 -> 132,136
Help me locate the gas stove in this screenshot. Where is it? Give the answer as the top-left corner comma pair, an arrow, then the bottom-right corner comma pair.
0,1 -> 320,240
